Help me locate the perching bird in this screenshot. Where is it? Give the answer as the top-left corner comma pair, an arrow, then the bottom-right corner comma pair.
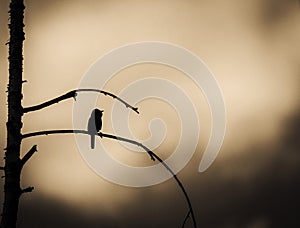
87,109 -> 103,149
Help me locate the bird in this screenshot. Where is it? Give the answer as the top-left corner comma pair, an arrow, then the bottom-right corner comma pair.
87,109 -> 103,149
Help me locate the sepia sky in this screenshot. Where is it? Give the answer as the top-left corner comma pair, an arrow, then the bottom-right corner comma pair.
0,0 -> 300,227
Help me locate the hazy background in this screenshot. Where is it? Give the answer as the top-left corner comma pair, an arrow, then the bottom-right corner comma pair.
0,0 -> 299,227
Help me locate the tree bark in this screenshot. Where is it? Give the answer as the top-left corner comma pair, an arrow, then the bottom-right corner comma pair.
1,0 -> 25,227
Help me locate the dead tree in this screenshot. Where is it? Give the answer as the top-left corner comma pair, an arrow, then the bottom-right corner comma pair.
1,0 -> 26,227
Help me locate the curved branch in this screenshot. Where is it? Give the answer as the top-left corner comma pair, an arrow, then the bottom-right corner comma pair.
22,89 -> 139,114
22,129 -> 197,228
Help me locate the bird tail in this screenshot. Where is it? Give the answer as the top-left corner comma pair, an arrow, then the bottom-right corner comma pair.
90,134 -> 95,149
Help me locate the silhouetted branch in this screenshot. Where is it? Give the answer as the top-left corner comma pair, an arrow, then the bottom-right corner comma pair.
20,186 -> 34,194
20,145 -> 37,169
22,129 -> 86,138
100,133 -> 155,161
22,129 -> 197,227
22,89 -> 139,114
182,210 -> 191,228
22,130 -> 154,161
22,91 -> 76,113
149,151 -> 197,228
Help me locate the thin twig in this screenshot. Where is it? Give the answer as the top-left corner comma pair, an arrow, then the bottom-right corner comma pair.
21,186 -> 34,194
100,133 -> 155,161
22,129 -> 197,227
22,89 -> 139,114
182,210 -> 191,228
149,151 -> 196,228
20,145 -> 37,169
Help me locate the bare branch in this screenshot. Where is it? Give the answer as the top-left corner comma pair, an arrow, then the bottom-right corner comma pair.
22,89 -> 139,114
20,186 -> 34,194
22,129 -> 197,227
182,210 -> 191,228
22,130 -> 154,161
23,91 -> 76,113
0,167 -> 4,171
20,145 -> 37,169
77,89 -> 139,114
22,129 -> 87,138
100,133 -> 155,161
102,133 -> 197,227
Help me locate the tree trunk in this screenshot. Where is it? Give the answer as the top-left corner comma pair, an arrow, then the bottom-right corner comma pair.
1,0 -> 25,227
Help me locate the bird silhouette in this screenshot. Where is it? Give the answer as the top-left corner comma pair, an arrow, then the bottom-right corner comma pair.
87,109 -> 103,149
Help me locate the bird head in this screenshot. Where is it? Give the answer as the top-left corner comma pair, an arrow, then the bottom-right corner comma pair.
93,109 -> 104,116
